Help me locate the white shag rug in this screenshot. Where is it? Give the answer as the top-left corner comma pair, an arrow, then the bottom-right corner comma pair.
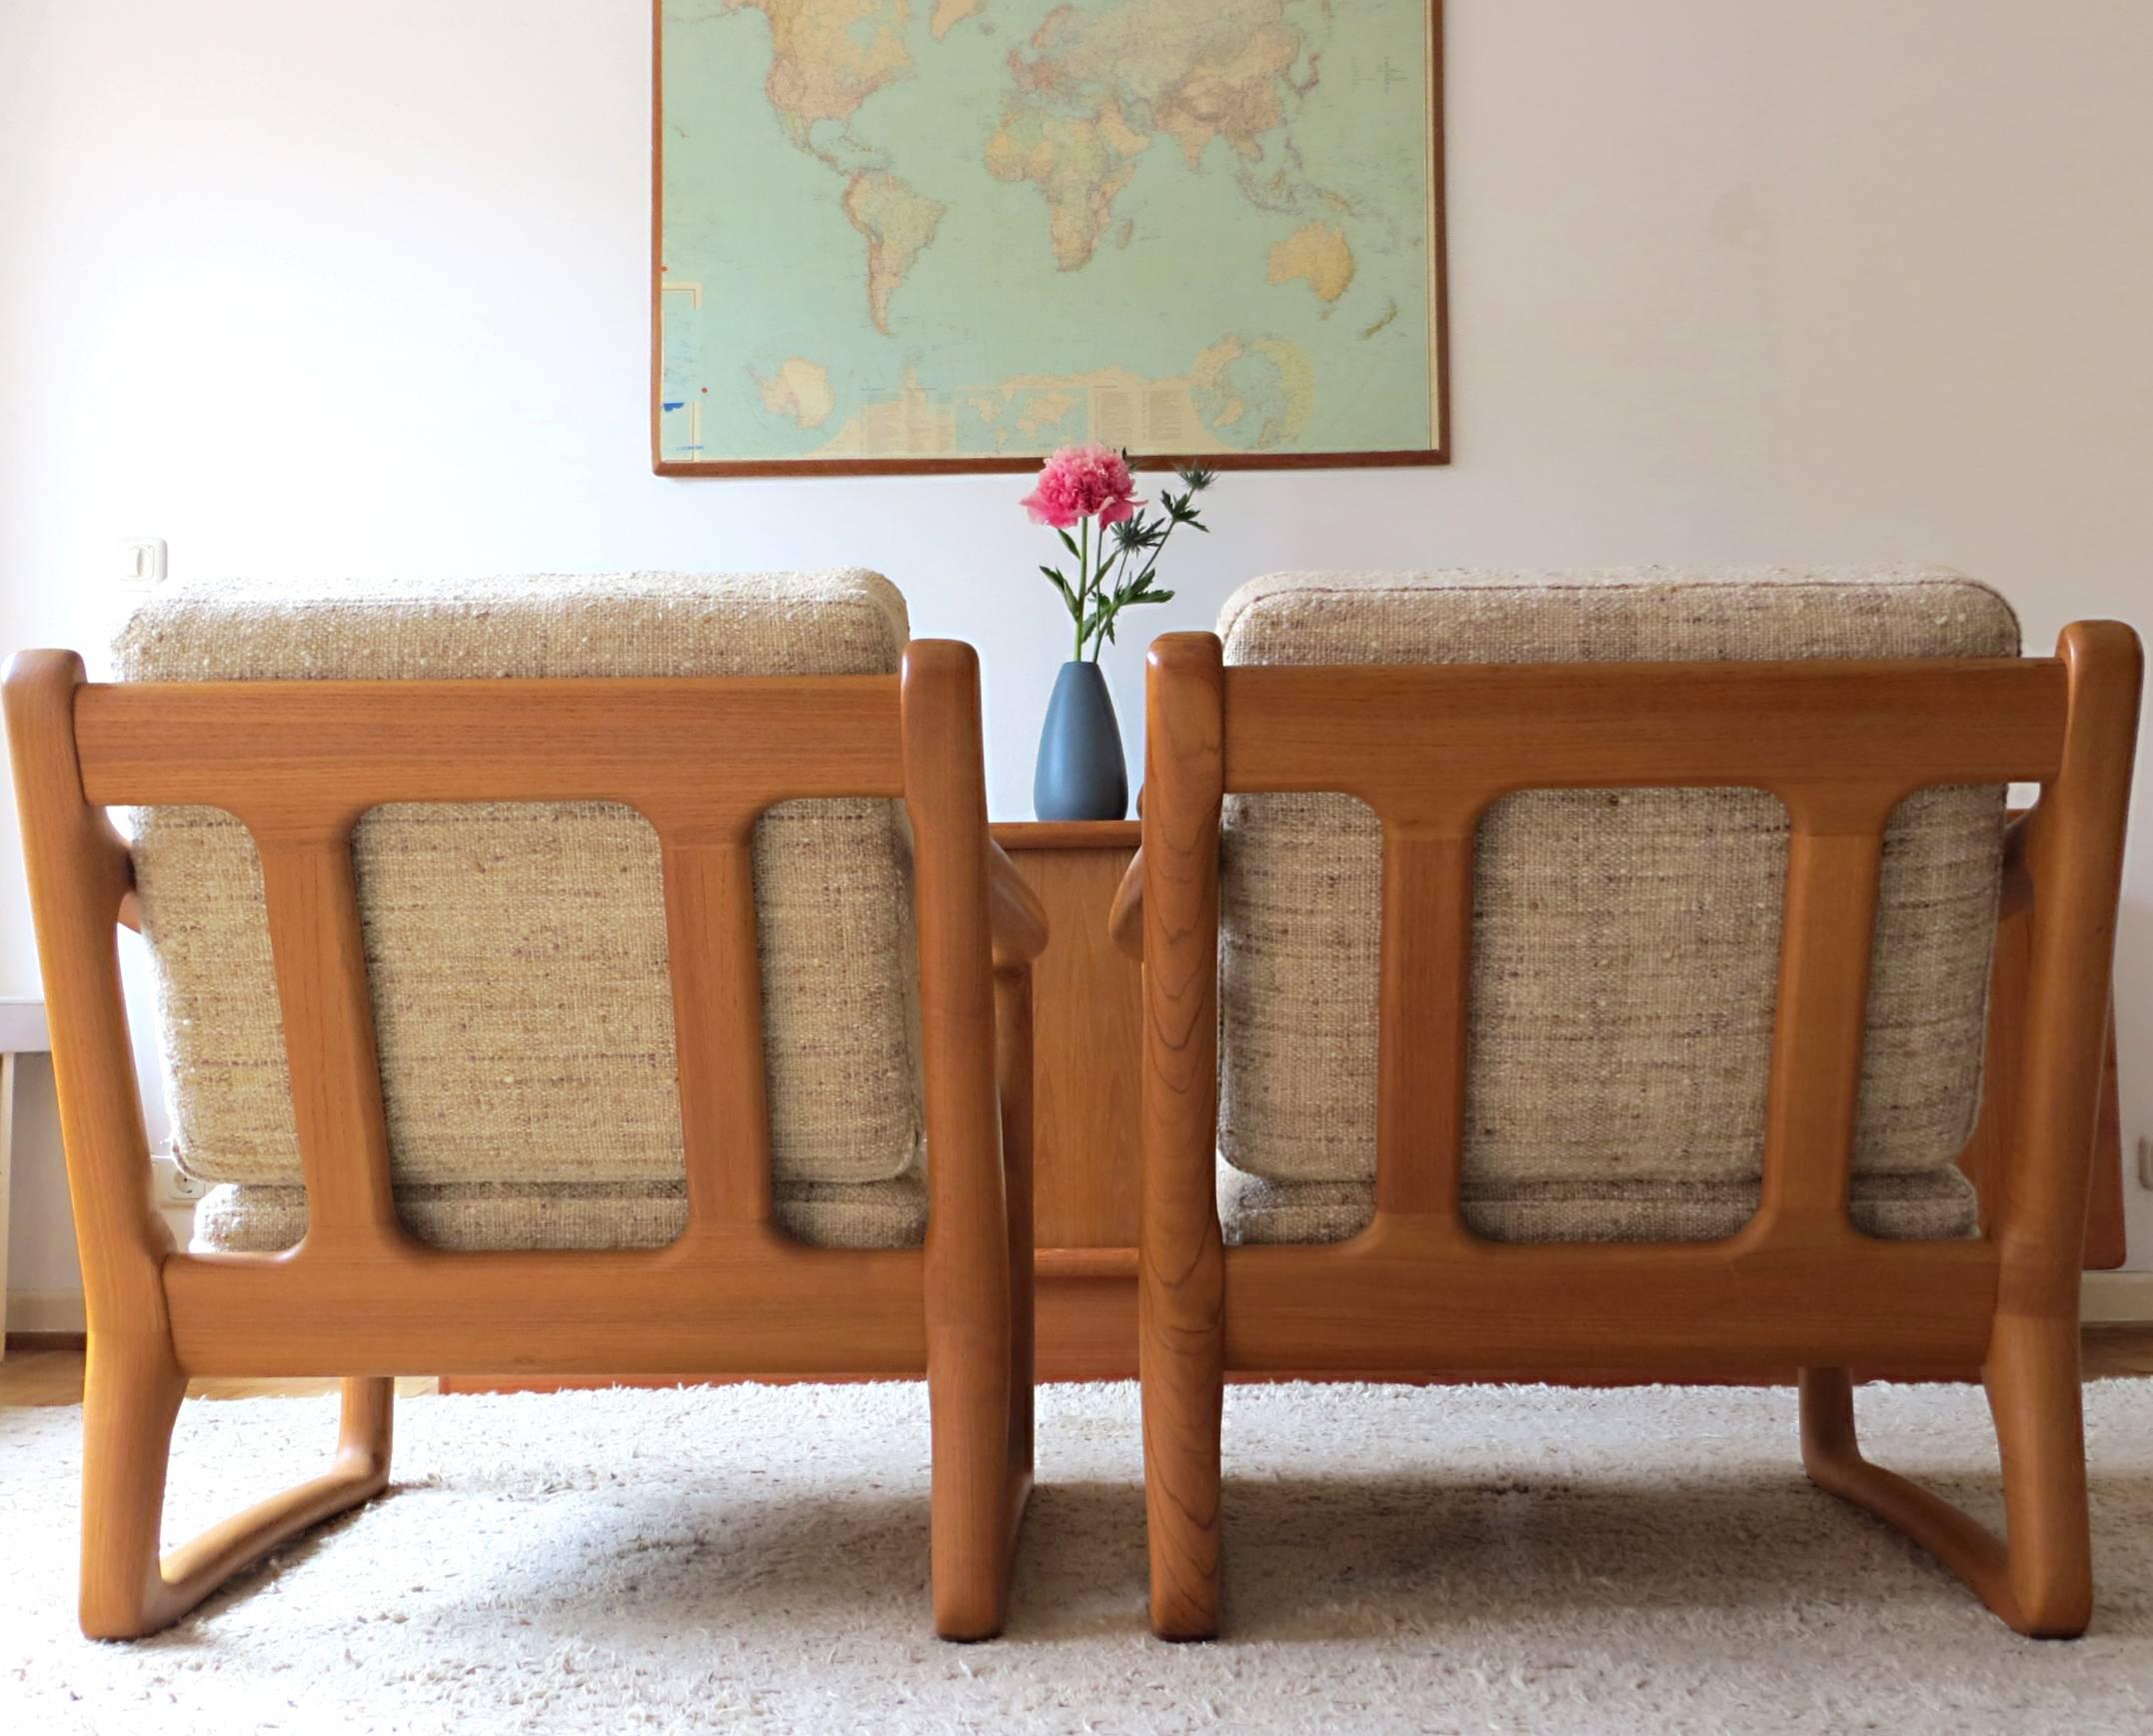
5,1380 -> 2152,1735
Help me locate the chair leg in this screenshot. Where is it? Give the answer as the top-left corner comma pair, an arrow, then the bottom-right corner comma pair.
1140,1279 -> 1224,1640
1985,1313 -> 2093,1636
80,1333 -> 395,1641
928,1340 -> 1014,1641
79,1331 -> 189,1640
998,965 -> 1038,1555
1798,1325 -> 2089,1637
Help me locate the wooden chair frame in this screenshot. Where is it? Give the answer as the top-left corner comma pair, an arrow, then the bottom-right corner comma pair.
1119,625 -> 2140,1640
3,641 -> 1049,1642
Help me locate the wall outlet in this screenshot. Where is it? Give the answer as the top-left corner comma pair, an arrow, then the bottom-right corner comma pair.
150,1151 -> 205,1207
118,537 -> 167,593
2139,1136 -> 2153,1192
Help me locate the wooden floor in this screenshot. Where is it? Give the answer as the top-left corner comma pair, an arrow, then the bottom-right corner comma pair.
0,1341 -> 439,1408
4,1330 -> 2153,1409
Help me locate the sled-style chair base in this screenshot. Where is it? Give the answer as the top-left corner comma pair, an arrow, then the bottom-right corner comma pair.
1119,621 -> 2139,1640
7,642 -> 1046,1641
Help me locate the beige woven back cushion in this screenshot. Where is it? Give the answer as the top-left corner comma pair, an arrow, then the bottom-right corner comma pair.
116,571 -> 924,1249
1217,567 -> 2016,1244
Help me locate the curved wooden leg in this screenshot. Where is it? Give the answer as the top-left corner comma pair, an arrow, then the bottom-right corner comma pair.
1140,1253 -> 1224,1640
910,644 -> 1025,1643
1134,631 -> 1226,1640
922,962 -> 1041,1644
928,1334 -> 1014,1641
79,1331 -> 189,1640
1985,1314 -> 2092,1636
1799,1336 -> 2089,1637
80,1338 -> 395,1641
998,965 -> 1038,1580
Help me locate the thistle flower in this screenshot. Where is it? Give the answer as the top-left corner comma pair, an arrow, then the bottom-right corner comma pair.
1025,446 -> 1217,663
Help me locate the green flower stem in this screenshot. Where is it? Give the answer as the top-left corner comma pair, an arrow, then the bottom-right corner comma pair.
1087,528 -> 1137,663
1074,519 -> 1089,663
1086,510 -> 1187,657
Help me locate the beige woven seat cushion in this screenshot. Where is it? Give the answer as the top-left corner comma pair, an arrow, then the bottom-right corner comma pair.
117,571 -> 926,1253
1216,567 -> 2014,1246
191,1175 -> 926,1255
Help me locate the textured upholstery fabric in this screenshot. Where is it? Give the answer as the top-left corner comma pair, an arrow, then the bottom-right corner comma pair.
1216,1169 -> 1983,1247
1215,567 -> 2014,1245
190,1175 -> 927,1255
115,571 -> 926,1251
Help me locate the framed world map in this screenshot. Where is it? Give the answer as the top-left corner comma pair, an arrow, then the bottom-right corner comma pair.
653,1 -> 1446,474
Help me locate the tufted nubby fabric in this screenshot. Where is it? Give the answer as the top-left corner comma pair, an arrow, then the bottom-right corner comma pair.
1214,567 -> 2016,1245
189,1175 -> 928,1255
116,571 -> 926,1251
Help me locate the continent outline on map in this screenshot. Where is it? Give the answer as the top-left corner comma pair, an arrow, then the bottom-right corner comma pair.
655,0 -> 1448,471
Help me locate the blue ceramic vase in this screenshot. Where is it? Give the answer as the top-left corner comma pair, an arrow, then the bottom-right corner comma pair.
1034,660 -> 1128,821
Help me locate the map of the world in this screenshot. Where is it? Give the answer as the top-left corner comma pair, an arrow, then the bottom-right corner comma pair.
656,1 -> 1442,469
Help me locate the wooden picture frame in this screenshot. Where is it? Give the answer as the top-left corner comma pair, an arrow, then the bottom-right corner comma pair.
651,1 -> 1448,476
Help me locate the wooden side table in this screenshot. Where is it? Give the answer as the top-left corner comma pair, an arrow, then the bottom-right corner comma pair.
992,823 -> 1141,1379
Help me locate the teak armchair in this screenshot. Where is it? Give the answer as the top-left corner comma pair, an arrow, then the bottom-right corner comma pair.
5,581 -> 1046,1642
1116,582 -> 2138,1640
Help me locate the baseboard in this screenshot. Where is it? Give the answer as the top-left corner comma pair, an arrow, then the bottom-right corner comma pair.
2082,1270 -> 2153,1324
5,1290 -> 87,1336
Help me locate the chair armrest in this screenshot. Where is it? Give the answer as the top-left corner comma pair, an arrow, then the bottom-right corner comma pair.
1108,848 -> 1143,961
989,842 -> 1049,968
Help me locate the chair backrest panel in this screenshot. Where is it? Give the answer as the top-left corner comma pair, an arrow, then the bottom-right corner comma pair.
1218,657 -> 2063,811
76,675 -> 908,822
1211,568 -> 2028,1239
106,573 -> 925,1232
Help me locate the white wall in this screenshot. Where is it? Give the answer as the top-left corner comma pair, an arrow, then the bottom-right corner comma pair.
4,0 -> 2152,1302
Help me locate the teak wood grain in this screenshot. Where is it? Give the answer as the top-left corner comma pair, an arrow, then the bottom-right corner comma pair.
1962,880 -> 2128,1267
1133,628 -> 2141,1640
1111,826 -> 2128,1276
993,825 -> 1144,1381
443,823 -> 1132,1392
991,824 -> 1143,1252
449,787 -> 2125,1395
5,644 -> 1044,1642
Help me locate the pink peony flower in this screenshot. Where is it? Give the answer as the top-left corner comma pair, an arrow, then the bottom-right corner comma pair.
1020,443 -> 1142,531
